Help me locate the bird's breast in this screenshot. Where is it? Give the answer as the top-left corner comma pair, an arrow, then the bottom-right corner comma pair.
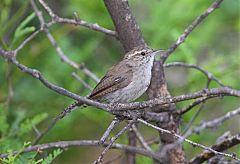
105,58 -> 153,103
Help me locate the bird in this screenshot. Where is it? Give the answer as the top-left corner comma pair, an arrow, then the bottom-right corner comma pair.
64,46 -> 162,114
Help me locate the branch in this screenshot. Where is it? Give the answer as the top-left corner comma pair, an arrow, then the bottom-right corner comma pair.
15,30 -> 41,54
190,133 -> 240,163
38,0 -> 116,37
32,102 -> 85,145
0,48 -> 239,113
165,62 -> 225,133
164,62 -> 225,87
181,100 -> 207,135
138,119 -> 240,162
94,120 -> 135,163
186,107 -> 240,136
72,72 -> 93,91
104,0 -> 146,51
0,49 -> 107,110
99,118 -> 120,144
1,119 -> 239,162
1,47 -> 240,151
161,0 -> 224,62
99,1 -> 149,162
0,49 -> 239,114
112,87 -> 240,111
0,140 -> 159,160
34,110 -> 169,146
131,124 -> 152,152
178,97 -> 209,115
127,127 -> 137,164
160,107 -> 240,158
206,131 -> 231,163
31,0 -> 100,83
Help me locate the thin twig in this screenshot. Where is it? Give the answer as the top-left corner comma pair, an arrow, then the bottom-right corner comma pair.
110,87 -> 240,111
162,80 -> 212,154
32,102 -> 83,145
182,103 -> 206,135
14,30 -> 41,54
1,51 -> 240,113
78,64 -> 100,83
72,72 -> 93,91
0,140 -> 159,160
182,80 -> 211,134
178,97 -> 209,115
156,107 -> 240,161
170,62 -> 224,134
138,119 -> 240,162
31,0 -> 100,83
1,49 -> 240,136
146,137 -> 159,145
164,62 -> 225,87
0,52 -> 107,109
0,49 -> 239,113
94,120 -> 136,164
186,107 -> 240,136
37,0 -> 116,37
161,0 -> 224,62
127,124 -> 137,164
131,124 -> 152,152
99,118 -> 121,144
206,131 -> 232,163
190,133 -> 240,163
32,124 -> 41,136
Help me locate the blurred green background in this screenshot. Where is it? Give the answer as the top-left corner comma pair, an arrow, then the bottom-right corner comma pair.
0,0 -> 239,163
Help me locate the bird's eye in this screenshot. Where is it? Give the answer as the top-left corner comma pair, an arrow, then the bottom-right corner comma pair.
141,52 -> 146,56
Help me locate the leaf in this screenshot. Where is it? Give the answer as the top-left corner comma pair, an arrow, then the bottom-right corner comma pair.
16,13 -> 35,33
9,110 -> 26,137
42,149 -> 63,164
11,12 -> 36,48
0,142 -> 31,164
18,113 -> 48,137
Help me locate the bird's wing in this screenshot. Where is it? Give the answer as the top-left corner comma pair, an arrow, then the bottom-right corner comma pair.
89,62 -> 133,100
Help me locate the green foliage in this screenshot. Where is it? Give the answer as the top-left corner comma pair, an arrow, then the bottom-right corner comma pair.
0,1 -> 30,49
0,104 -> 50,163
18,113 -> 48,137
11,12 -> 36,48
0,0 -> 239,163
0,109 -> 48,152
0,142 -> 42,164
0,143 -> 62,164
41,149 -> 63,164
0,106 -> 63,163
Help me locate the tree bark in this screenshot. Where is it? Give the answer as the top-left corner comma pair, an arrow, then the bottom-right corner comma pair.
104,0 -> 185,163
104,0 -> 146,163
148,60 -> 185,163
104,0 -> 146,52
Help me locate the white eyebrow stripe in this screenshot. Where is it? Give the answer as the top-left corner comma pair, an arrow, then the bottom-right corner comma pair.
128,50 -> 143,57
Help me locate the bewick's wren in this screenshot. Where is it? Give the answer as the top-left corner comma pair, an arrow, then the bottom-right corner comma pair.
67,46 -> 162,110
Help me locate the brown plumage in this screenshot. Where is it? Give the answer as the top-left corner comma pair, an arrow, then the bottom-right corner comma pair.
87,46 -> 162,103
66,46 -> 162,109
88,60 -> 133,101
